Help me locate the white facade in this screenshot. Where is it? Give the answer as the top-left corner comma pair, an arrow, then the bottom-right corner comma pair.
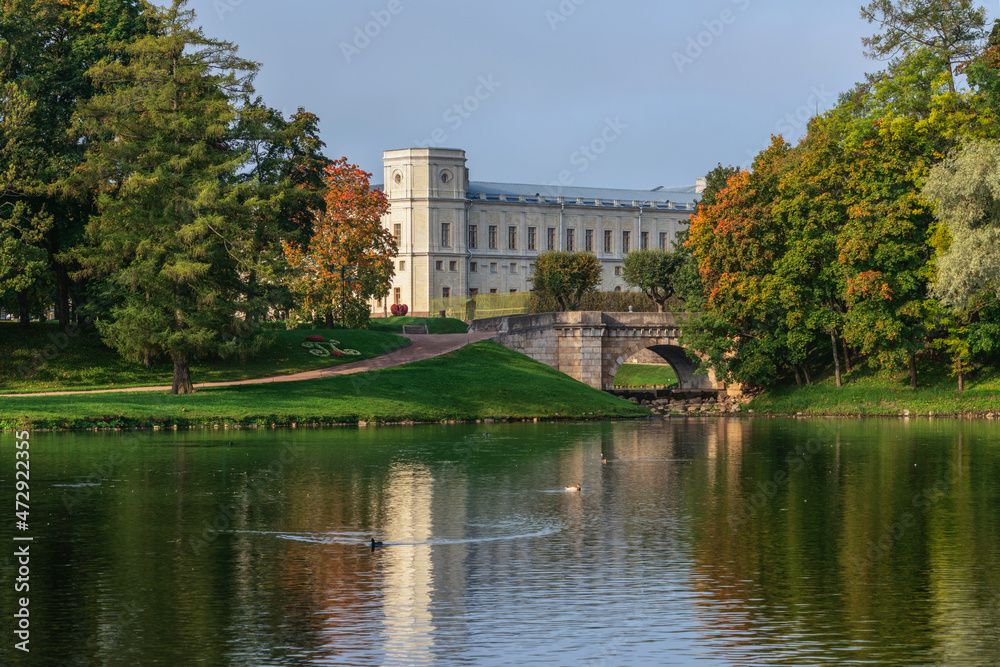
378,148 -> 700,316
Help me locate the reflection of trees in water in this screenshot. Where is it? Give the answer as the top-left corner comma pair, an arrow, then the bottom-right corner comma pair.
681,419 -> 1000,664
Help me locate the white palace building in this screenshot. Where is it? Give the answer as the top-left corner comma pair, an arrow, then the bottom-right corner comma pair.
376,148 -> 702,316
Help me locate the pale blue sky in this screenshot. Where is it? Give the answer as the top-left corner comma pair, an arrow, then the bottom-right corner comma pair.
188,0 -> 1000,189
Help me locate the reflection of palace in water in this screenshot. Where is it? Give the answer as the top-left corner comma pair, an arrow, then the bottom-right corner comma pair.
219,420 -> 999,664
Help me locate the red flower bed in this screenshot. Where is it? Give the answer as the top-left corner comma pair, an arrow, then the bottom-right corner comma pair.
305,335 -> 325,342
390,303 -> 408,316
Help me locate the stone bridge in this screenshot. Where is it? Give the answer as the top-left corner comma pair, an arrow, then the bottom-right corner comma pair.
469,311 -> 734,395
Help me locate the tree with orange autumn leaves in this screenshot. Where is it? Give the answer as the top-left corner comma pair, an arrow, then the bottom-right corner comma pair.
282,159 -> 395,329
683,41 -> 1000,391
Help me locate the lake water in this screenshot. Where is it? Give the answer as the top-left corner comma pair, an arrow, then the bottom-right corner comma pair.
2,418 -> 999,665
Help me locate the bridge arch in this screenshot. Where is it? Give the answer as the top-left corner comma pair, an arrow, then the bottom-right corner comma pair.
607,343 -> 717,392
470,311 -> 735,397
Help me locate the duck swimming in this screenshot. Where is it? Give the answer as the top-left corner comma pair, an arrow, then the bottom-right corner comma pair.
370,538 -> 384,550
565,484 -> 581,492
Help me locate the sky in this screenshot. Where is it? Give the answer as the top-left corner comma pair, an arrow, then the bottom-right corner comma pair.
186,0 -> 1000,190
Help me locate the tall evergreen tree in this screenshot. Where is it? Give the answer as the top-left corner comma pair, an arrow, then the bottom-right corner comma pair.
69,0 -> 271,393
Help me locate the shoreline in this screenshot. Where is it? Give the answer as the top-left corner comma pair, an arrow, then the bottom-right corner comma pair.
7,410 -> 1000,433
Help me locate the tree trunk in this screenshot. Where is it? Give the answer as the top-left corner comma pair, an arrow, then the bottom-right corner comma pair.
172,354 -> 194,394
957,355 -> 964,393
656,300 -> 664,313
324,308 -> 334,329
55,262 -> 71,328
830,330 -> 842,388
17,290 -> 31,327
803,365 -> 812,386
909,353 -> 917,390
793,366 -> 803,387
841,338 -> 851,374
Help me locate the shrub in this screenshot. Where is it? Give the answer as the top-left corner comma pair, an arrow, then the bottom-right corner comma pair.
529,290 -> 663,314
390,303 -> 409,316
529,251 -> 601,311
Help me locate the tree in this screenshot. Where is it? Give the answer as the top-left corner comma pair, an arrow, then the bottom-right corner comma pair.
770,114 -> 853,387
697,163 -> 740,209
69,0 -> 268,394
922,138 -> 1000,389
922,138 -> 1000,307
282,158 -> 394,329
622,248 -> 689,312
860,0 -> 988,92
529,251 -> 601,311
0,0 -> 149,326
684,136 -> 795,389
230,102 -> 333,321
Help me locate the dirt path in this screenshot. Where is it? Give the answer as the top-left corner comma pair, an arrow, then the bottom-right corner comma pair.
2,332 -> 497,398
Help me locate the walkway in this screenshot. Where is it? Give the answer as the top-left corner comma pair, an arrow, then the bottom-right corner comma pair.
2,332 -> 497,398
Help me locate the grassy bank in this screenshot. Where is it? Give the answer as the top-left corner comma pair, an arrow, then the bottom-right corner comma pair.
369,316 -> 468,334
613,364 -> 678,388
0,341 -> 650,430
0,323 -> 408,394
749,362 -> 1000,417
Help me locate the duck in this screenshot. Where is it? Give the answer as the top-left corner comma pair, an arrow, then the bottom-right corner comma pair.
370,538 -> 384,550
565,484 -> 581,492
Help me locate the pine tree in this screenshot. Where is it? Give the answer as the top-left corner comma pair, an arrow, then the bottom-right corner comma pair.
70,0 -> 267,393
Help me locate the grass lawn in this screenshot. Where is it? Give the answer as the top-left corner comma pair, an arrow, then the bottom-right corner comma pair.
613,363 -> 678,388
0,323 -> 408,394
0,341 -> 650,430
369,316 -> 469,334
749,359 -> 1000,417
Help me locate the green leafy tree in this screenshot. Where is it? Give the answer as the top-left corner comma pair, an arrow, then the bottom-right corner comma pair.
770,114 -> 854,386
622,248 -> 689,312
922,138 -> 1000,389
529,251 -> 601,311
922,138 -> 1000,306
68,0 -> 271,393
0,0 -> 149,326
230,102 -> 333,321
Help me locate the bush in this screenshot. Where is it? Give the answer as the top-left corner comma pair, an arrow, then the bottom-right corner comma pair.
390,303 -> 409,316
530,251 -> 601,310
529,290 -> 663,314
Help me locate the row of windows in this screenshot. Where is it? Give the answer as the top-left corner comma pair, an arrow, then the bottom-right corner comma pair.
419,260 -> 627,275
412,261 -> 622,274
467,288 -> 518,296
391,283 -> 628,304
438,261 -> 527,274
456,225 -> 669,252
395,220 -> 671,253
